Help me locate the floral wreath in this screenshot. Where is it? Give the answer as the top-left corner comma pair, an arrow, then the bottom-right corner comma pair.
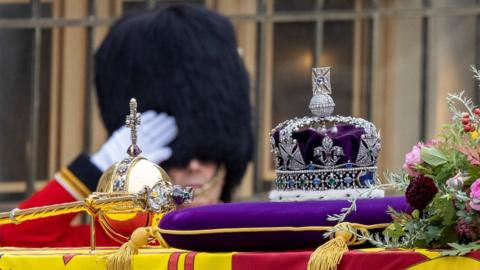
326,66 -> 480,255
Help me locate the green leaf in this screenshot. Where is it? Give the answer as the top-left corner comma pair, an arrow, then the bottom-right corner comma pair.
465,215 -> 473,224
442,242 -> 480,256
421,147 -> 448,167
466,166 -> 480,185
456,210 -> 467,217
442,203 -> 456,226
384,223 -> 404,240
436,224 -> 459,247
405,222 -> 416,232
432,166 -> 455,183
425,226 -> 441,243
429,196 -> 456,226
412,209 -> 420,219
414,239 -> 428,248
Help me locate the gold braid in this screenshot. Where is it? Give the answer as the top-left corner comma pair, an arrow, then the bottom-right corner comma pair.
0,194 -> 145,225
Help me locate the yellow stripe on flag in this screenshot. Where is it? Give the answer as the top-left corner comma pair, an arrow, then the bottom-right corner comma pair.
413,249 -> 442,260
134,253 -> 171,270
177,253 -> 186,270
0,253 -> 105,270
194,252 -> 234,270
407,256 -> 480,269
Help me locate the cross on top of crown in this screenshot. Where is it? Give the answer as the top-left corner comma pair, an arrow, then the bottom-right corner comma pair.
312,67 -> 332,95
126,98 -> 142,157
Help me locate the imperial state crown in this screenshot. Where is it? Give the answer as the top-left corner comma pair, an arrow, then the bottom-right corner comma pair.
269,67 -> 384,201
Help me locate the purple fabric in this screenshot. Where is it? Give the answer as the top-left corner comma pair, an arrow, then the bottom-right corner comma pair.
159,196 -> 409,251
273,124 -> 365,167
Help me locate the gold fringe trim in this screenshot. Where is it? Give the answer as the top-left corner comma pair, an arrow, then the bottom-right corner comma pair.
308,236 -> 348,270
105,227 -> 167,270
307,222 -> 369,270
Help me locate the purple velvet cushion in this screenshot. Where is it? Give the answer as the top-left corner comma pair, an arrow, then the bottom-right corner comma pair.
159,196 -> 409,251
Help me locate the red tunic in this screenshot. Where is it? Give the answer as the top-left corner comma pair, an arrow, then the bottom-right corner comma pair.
0,155 -> 119,247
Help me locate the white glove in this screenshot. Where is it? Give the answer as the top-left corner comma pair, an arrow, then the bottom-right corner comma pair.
91,111 -> 178,171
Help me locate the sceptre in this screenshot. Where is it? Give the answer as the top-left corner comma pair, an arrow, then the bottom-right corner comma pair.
1,98 -> 193,252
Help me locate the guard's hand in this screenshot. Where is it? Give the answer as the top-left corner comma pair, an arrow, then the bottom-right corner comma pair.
90,111 -> 178,171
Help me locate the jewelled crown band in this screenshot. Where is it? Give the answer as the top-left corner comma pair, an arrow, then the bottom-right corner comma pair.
269,67 -> 382,200
274,167 -> 377,192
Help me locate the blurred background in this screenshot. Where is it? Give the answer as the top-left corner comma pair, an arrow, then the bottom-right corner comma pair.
0,0 -> 479,209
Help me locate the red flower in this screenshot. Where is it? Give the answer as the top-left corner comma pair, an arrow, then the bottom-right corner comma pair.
405,175 -> 438,211
455,218 -> 479,241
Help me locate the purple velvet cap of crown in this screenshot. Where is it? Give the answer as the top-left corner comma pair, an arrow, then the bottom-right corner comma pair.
159,196 -> 409,251
273,124 -> 365,167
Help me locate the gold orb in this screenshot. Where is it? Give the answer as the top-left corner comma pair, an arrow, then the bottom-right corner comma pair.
92,98 -> 192,244
96,156 -> 175,243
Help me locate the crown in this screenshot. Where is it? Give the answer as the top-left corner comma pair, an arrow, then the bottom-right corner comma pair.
269,67 -> 383,201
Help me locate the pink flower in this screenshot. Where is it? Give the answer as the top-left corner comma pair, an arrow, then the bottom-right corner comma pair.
425,139 -> 439,147
446,172 -> 464,189
469,179 -> 480,211
403,143 -> 423,177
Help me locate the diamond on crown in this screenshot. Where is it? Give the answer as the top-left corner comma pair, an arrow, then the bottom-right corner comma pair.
356,135 -> 381,166
314,136 -> 345,166
312,67 -> 332,95
278,142 -> 305,170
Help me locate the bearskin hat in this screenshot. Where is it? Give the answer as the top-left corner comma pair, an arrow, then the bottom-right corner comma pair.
95,5 -> 253,202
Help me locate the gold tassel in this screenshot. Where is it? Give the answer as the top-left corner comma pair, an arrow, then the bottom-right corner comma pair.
105,227 -> 153,270
307,223 -> 357,270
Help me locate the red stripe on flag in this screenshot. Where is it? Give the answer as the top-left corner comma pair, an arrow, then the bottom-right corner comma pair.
184,252 -> 198,270
232,250 -> 431,270
340,250 -> 428,270
168,252 -> 181,270
467,251 -> 480,261
233,251 -> 311,270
